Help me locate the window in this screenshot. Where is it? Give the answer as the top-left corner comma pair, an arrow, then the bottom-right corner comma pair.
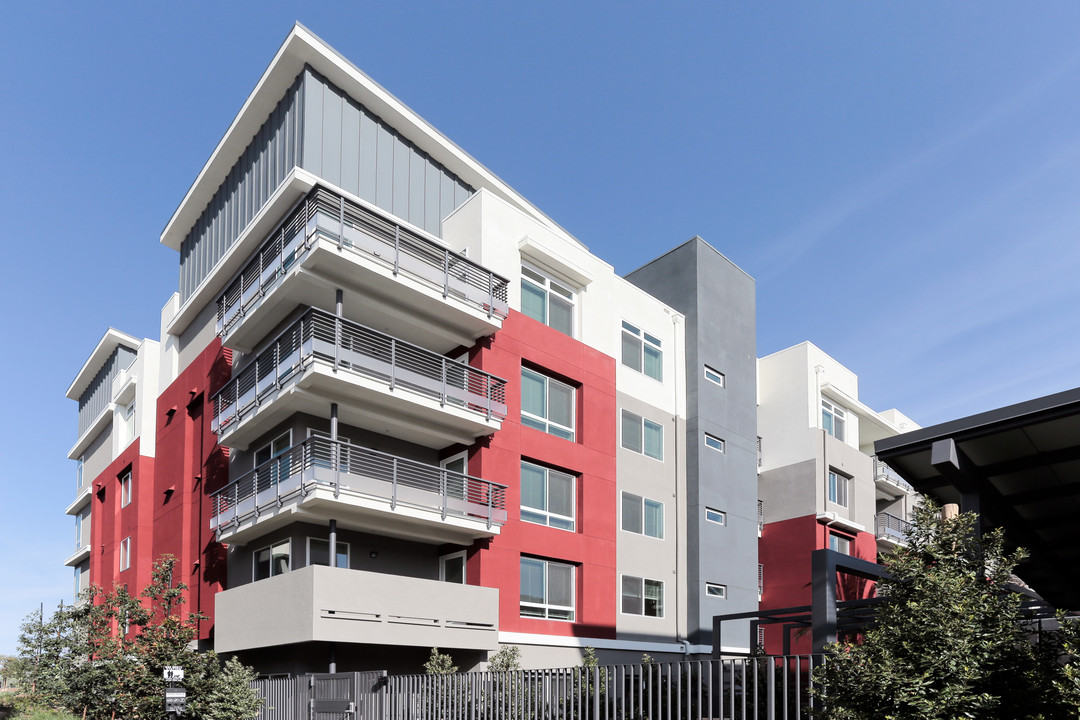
704,365 -> 725,387
758,563 -> 765,599
440,551 -> 467,583
256,431 -> 293,483
119,471 -> 132,508
622,322 -> 662,381
622,576 -> 663,617
119,537 -> 131,572
705,433 -> 725,453
308,538 -> 349,569
705,508 -> 726,525
622,493 -> 664,538
621,410 -> 663,460
76,456 -> 84,491
308,429 -> 351,471
705,582 -> 727,598
828,470 -> 849,508
521,461 -> 575,531
822,399 -> 846,441
254,539 -> 291,580
757,436 -> 762,467
520,557 -> 575,621
119,401 -> 136,447
441,452 -> 468,500
521,368 -> 575,441
521,265 -> 574,336
829,533 -> 851,555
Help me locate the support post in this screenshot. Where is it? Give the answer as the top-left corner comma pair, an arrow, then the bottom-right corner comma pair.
811,549 -> 837,653
329,519 -> 337,569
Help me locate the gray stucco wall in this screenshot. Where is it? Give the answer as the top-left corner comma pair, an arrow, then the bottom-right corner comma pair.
626,238 -> 758,647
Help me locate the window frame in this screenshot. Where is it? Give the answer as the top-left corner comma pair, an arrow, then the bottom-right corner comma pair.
520,367 -> 576,441
520,264 -> 576,337
520,461 -> 576,531
621,575 -> 664,617
822,399 -> 847,442
519,557 -> 576,621
828,469 -> 850,508
119,536 -> 131,572
621,409 -> 664,460
119,471 -> 132,508
705,582 -> 727,599
829,532 -> 852,555
76,455 -> 84,491
253,539 -> 292,581
704,433 -> 725,453
621,492 -> 664,539
621,321 -> 663,381
306,537 -> 350,569
440,550 -> 468,584
703,365 -> 725,387
705,507 -> 726,525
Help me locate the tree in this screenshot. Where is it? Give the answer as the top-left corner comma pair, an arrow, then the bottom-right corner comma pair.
486,645 -> 521,672
811,501 -> 1080,720
423,647 -> 458,675
11,556 -> 261,720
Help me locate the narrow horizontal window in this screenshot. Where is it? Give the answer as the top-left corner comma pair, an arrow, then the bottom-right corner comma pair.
705,508 -> 726,525
706,582 -> 727,598
704,365 -> 725,387
704,433 -> 725,452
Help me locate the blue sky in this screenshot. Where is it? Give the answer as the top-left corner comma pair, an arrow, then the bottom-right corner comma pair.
4,2 -> 1080,654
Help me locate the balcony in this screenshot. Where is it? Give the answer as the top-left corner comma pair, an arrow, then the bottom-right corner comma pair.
875,512 -> 912,548
211,307 -> 507,449
214,564 -> 499,653
873,456 -> 914,500
210,436 -> 507,546
215,186 -> 509,354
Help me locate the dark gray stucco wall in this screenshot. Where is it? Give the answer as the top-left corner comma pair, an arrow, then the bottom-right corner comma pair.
626,238 -> 758,647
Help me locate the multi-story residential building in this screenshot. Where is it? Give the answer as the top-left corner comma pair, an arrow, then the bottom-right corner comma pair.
64,24 -> 760,673
755,341 -> 919,654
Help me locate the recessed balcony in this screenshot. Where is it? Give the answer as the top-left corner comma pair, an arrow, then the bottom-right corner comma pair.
873,457 -> 914,500
209,435 -> 507,546
214,565 -> 499,653
875,511 -> 912,549
211,307 -> 507,450
215,186 -> 509,354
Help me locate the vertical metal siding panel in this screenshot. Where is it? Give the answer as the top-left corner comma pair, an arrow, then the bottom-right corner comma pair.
322,84 -> 343,188
409,150 -> 425,228
302,69 -> 324,178
340,98 -> 361,197
392,134 -> 410,220
455,180 -> 470,211
359,108 -> 378,203
440,173 -> 455,230
425,162 -> 441,234
376,124 -> 394,209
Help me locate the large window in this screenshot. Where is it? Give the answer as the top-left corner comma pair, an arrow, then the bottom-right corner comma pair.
521,461 -> 575,531
119,471 -> 132,508
622,493 -> 663,539
828,470 -> 849,508
521,368 -> 575,441
256,431 -> 293,482
822,399 -> 846,441
621,322 -> 662,381
307,538 -> 349,569
621,576 -> 663,617
521,265 -> 574,336
520,557 -> 575,621
119,537 -> 131,572
254,539 -> 291,580
621,410 -> 663,460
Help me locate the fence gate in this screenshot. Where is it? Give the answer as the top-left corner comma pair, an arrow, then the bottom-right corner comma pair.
310,673 -> 357,720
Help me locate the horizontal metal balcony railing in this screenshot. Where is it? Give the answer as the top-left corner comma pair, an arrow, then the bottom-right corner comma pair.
758,499 -> 764,535
873,456 -> 915,493
875,511 -> 912,541
215,186 -> 510,339
211,307 -> 508,435
209,436 -> 508,533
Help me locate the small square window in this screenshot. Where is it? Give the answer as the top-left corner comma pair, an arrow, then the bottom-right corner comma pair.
830,533 -> 852,555
622,576 -> 664,617
704,365 -> 725,387
706,582 -> 727,598
704,433 -> 725,453
705,508 -> 726,525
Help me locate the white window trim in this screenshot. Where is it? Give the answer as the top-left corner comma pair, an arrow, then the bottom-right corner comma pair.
621,492 -> 664,539
705,507 -> 726,525
520,262 -> 577,337
704,433 -> 725,453
520,557 -> 576,622
521,461 -> 576,531
621,410 -> 664,461
119,536 -> 131,572
521,368 -> 576,441
620,575 -> 665,618
828,469 -> 850,508
253,538 -> 292,581
439,550 -> 468,583
822,399 -> 847,442
621,321 -> 663,382
706,582 -> 727,599
306,537 -> 350,569
829,532 -> 852,555
119,471 -> 132,508
703,365 -> 725,387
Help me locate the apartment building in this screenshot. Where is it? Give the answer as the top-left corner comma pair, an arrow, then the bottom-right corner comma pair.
64,24 -> 760,673
755,342 -> 919,654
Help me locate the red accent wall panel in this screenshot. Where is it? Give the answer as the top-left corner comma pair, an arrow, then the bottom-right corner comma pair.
471,311 -> 618,638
